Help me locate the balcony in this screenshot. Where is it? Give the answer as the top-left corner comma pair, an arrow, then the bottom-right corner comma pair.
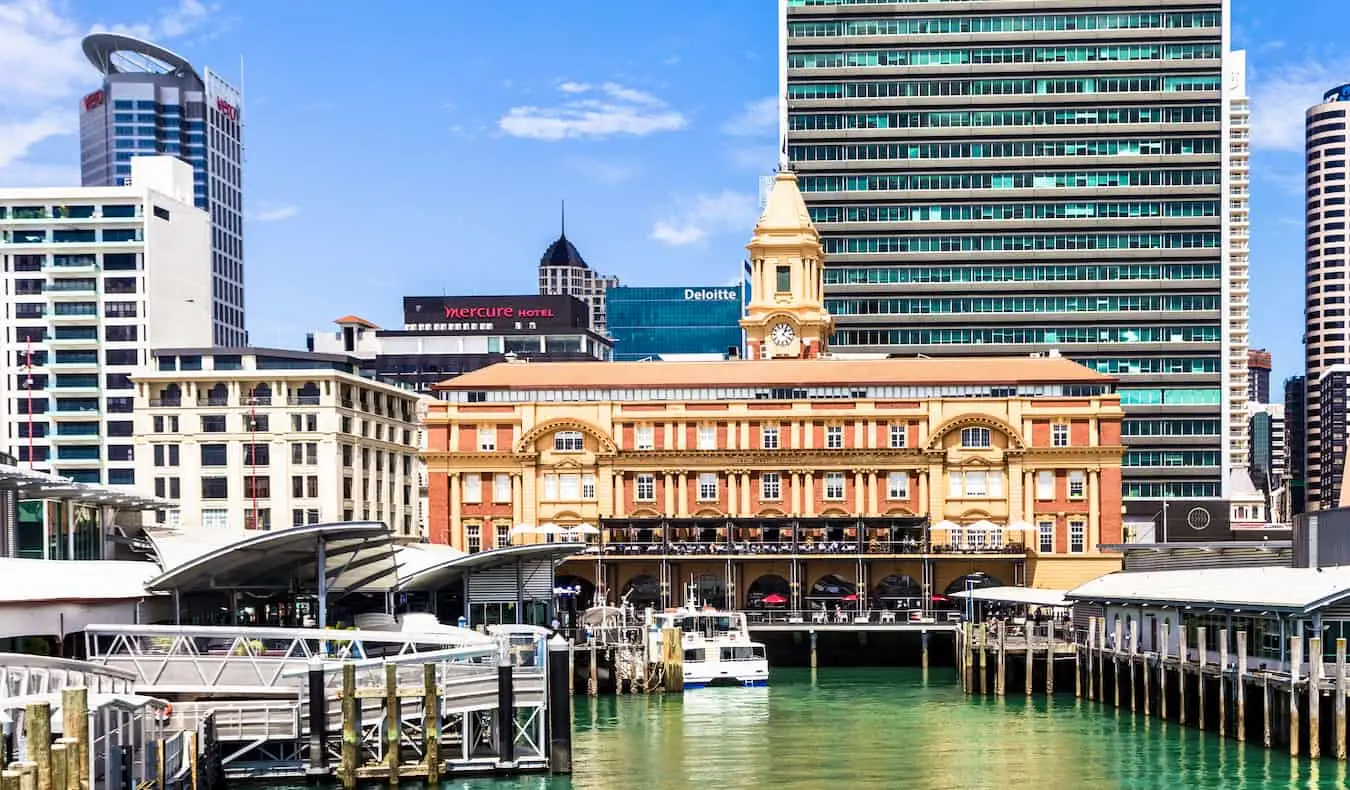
149,397 -> 183,408
241,396 -> 272,407
47,310 -> 99,323
197,396 -> 231,407
288,394 -> 322,406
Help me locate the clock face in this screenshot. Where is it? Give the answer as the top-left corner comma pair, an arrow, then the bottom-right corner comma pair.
770,323 -> 795,347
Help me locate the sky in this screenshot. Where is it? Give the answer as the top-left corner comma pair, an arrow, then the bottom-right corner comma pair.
0,0 -> 1346,384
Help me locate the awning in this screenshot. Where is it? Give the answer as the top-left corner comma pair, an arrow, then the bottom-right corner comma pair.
949,587 -> 1072,608
0,558 -> 159,603
0,464 -> 174,510
397,543 -> 585,592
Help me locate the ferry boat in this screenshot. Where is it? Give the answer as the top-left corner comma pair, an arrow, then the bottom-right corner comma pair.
647,587 -> 769,689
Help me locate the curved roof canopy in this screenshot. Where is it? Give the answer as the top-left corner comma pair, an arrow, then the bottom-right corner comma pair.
0,464 -> 173,510
146,522 -> 397,594
397,543 -> 586,592
82,33 -> 200,81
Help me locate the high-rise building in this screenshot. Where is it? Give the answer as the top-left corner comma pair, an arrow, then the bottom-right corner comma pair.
0,157 -> 212,486
1304,83 -> 1350,509
1248,348 -> 1272,404
606,285 -> 745,361
79,33 -> 245,347
1318,366 -> 1350,509
1285,375 -> 1307,518
536,219 -> 619,334
1248,402 -> 1284,499
782,0 -> 1236,518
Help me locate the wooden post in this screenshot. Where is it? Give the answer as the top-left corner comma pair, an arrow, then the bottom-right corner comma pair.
14,763 -> 35,790
662,628 -> 684,692
385,663 -> 401,785
1263,671 -> 1273,748
188,731 -> 198,790
24,703 -> 51,790
921,631 -> 930,674
1128,620 -> 1138,712
1291,635 -> 1303,758
810,630 -> 819,673
155,740 -> 165,790
1236,631 -> 1249,743
1100,617 -> 1109,703
1025,628 -> 1034,697
1086,618 -> 1096,701
977,623 -> 988,695
1197,626 -> 1207,731
1,771 -> 19,790
589,644 -> 598,696
1046,625 -> 1055,697
47,745 -> 64,790
962,623 -> 973,693
1336,638 -> 1347,761
424,663 -> 440,784
1178,626 -> 1188,726
1143,651 -> 1151,717
59,689 -> 87,790
1074,623 -> 1082,699
1112,619 -> 1123,709
55,741 -> 76,790
1160,621 -> 1169,721
996,625 -> 1007,697
1310,637 -> 1323,760
1218,628 -> 1229,739
339,662 -> 358,790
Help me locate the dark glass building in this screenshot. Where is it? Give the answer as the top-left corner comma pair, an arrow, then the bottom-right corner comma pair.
1286,375 -> 1307,516
606,286 -> 744,361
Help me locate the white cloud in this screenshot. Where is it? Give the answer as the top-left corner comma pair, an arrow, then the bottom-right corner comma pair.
499,82 -> 687,141
722,96 -> 778,137
650,191 -> 758,247
248,204 -> 299,223
1251,58 -> 1350,151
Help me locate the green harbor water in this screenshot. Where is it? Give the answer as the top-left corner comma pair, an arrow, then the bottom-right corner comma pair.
441,668 -> 1350,790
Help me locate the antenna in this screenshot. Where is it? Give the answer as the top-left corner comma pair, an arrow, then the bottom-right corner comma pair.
560,200 -> 566,238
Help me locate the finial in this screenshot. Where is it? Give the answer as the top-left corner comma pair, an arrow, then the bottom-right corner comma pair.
560,200 -> 566,239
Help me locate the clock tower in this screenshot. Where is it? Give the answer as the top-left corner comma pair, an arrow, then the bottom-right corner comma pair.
740,169 -> 834,360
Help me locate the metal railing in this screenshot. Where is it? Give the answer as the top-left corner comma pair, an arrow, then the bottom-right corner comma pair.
0,653 -> 136,699
744,608 -> 963,626
600,540 -> 1027,556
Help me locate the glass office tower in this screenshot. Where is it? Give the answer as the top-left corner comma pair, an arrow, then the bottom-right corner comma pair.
79,33 -> 246,347
606,286 -> 744,360
783,0 -> 1239,513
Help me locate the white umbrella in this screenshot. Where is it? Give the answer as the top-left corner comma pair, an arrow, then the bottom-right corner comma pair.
1007,521 -> 1040,533
509,523 -> 538,537
536,523 -> 565,535
569,523 -> 600,536
930,520 -> 960,531
969,519 -> 999,532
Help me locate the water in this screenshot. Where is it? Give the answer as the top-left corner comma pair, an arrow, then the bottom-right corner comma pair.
444,668 -> 1350,789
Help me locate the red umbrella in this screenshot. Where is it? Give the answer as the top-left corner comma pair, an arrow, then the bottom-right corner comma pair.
842,593 -> 859,601
762,593 -> 787,605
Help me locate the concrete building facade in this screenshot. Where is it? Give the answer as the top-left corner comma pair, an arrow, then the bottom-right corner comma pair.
0,156 -> 211,487
132,348 -> 425,535
537,225 -> 619,334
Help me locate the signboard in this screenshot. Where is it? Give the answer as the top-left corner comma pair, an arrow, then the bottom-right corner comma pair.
216,98 -> 239,122
684,287 -> 739,302
1325,84 -> 1350,103
82,90 -> 105,112
402,295 -> 588,330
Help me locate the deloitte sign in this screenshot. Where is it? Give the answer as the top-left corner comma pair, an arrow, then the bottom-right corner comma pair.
684,287 -> 739,302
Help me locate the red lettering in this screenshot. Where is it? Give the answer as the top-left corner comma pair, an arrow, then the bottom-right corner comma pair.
216,98 -> 238,121
82,91 -> 104,112
438,304 -> 558,321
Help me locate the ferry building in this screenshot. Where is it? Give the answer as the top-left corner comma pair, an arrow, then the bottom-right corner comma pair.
423,171 -> 1127,612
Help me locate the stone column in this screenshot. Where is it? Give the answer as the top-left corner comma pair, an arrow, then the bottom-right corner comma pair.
511,474 -> 523,525
741,472 -> 753,515
1024,470 -> 1036,522
804,472 -> 816,516
867,470 -> 879,515
522,471 -> 537,527
610,471 -> 623,518
1088,469 -> 1101,551
677,472 -> 689,517
448,473 -> 461,549
727,473 -> 739,516
791,472 -> 802,516
918,470 -> 928,515
853,470 -> 865,514
664,472 -> 676,515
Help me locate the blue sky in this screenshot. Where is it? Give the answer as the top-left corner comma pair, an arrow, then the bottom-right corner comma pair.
0,0 -> 1345,383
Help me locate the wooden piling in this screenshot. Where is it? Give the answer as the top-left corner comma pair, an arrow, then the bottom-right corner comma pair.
921,631 -> 930,674
661,628 -> 684,692
1310,637 -> 1323,760
1219,628 -> 1229,739
1291,635 -> 1303,758
1,770 -> 18,790
1086,618 -> 1096,701
977,623 -> 987,695
24,703 -> 51,790
1128,620 -> 1138,712
1236,631 -> 1248,743
1074,625 -> 1082,699
424,664 -> 441,784
588,644 -> 598,696
1160,622 -> 1169,721
1263,671 -> 1272,748
1025,630 -> 1034,697
1142,651 -> 1151,717
339,663 -> 358,790
962,623 -> 972,693
47,744 -> 64,790
155,740 -> 165,790
55,741 -> 77,790
385,664 -> 401,785
1336,638 -> 1347,761
1099,617 -> 1108,703
1113,619 -> 1123,709
1045,626 -> 1055,697
1178,627 -> 1188,726
14,763 -> 36,790
1197,627 -> 1207,731
996,625 -> 1006,696
59,689 -> 87,790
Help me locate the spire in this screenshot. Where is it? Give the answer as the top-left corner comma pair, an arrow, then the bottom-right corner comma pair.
754,170 -> 817,237
560,199 -> 566,239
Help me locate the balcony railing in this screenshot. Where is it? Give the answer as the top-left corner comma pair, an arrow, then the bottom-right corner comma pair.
241,396 -> 272,406
197,396 -> 230,407
149,398 -> 182,408
288,394 -> 321,406
597,539 -> 1027,556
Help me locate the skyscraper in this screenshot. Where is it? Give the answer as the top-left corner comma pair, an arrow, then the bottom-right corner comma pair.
536,219 -> 619,334
1285,375 -> 1307,517
78,33 -> 245,347
1304,83 -> 1350,510
1247,348 -> 1272,404
782,0 -> 1238,518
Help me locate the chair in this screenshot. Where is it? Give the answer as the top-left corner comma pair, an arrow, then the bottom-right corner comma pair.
812,610 -> 827,624
880,610 -> 896,624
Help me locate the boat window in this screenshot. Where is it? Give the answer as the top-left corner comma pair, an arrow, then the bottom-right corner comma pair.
720,646 -> 760,661
684,649 -> 706,662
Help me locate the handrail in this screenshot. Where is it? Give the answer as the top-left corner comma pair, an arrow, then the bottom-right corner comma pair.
0,652 -> 137,681
85,622 -> 495,647
276,644 -> 499,679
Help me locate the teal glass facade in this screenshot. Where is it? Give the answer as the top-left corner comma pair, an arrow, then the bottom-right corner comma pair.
786,0 -> 1228,503
606,286 -> 744,361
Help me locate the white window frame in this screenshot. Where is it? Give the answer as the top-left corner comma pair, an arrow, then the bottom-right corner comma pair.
635,473 -> 655,501
889,423 -> 906,448
1038,520 -> 1054,553
826,425 -> 843,449
202,508 -> 228,530
559,473 -> 581,500
554,431 -> 584,452
761,472 -> 781,500
961,427 -> 991,448
1068,471 -> 1086,499
495,525 -> 511,549
1052,423 -> 1069,447
543,473 -> 558,500
477,427 -> 495,451
963,470 -> 987,497
1069,521 -> 1086,553
1037,470 -> 1055,500
824,472 -> 845,500
582,473 -> 596,499
493,473 -> 511,503
466,524 -> 482,554
887,471 -> 908,499
697,473 -> 719,501
697,424 -> 717,450
462,474 -> 482,503
636,425 -> 654,450
762,425 -> 779,450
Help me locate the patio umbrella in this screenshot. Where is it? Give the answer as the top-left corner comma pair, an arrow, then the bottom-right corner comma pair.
969,519 -> 999,532
536,523 -> 565,535
569,523 -> 600,536
1007,521 -> 1040,533
931,520 -> 959,531
508,523 -> 537,537
761,593 -> 787,605
842,593 -> 859,601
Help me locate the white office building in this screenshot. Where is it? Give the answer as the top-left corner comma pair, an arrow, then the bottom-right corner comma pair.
132,347 -> 426,535
0,156 -> 211,486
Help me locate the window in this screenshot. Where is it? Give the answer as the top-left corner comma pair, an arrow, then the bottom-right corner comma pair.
963,471 -> 987,497
698,472 -> 719,501
559,473 -> 581,499
889,423 -> 906,448
1052,423 -> 1069,447
201,415 -> 226,432
762,425 -> 779,449
824,472 -> 845,500
202,509 -> 228,530
152,444 -> 180,467
949,470 -> 1002,497
761,472 -> 781,500
495,526 -> 511,549
961,427 -> 992,448
462,474 -> 481,503
1069,521 -> 1086,553
826,425 -> 843,449
543,474 -> 558,499
887,472 -> 908,499
1038,520 -> 1055,553
1037,471 -> 1055,500
697,424 -> 716,450
636,473 -> 655,501
200,444 -> 227,466
466,524 -> 482,554
775,264 -> 792,293
477,427 -> 496,451
636,425 -> 654,450
494,473 -> 511,503
243,475 -> 270,499
1068,471 -> 1086,499
153,415 -> 180,433
292,508 -> 320,527
289,413 -> 319,432
291,442 -> 318,465
201,477 -> 228,499
243,443 -> 269,466
244,413 -> 269,432
582,473 -> 596,499
555,431 -> 583,452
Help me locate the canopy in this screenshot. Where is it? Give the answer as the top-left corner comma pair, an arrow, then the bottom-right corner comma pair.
949,587 -> 1071,608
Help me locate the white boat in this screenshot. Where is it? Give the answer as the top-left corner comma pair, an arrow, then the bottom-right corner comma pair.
648,603 -> 769,689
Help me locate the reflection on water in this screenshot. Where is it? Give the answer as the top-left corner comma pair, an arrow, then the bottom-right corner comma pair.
434,668 -> 1350,790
